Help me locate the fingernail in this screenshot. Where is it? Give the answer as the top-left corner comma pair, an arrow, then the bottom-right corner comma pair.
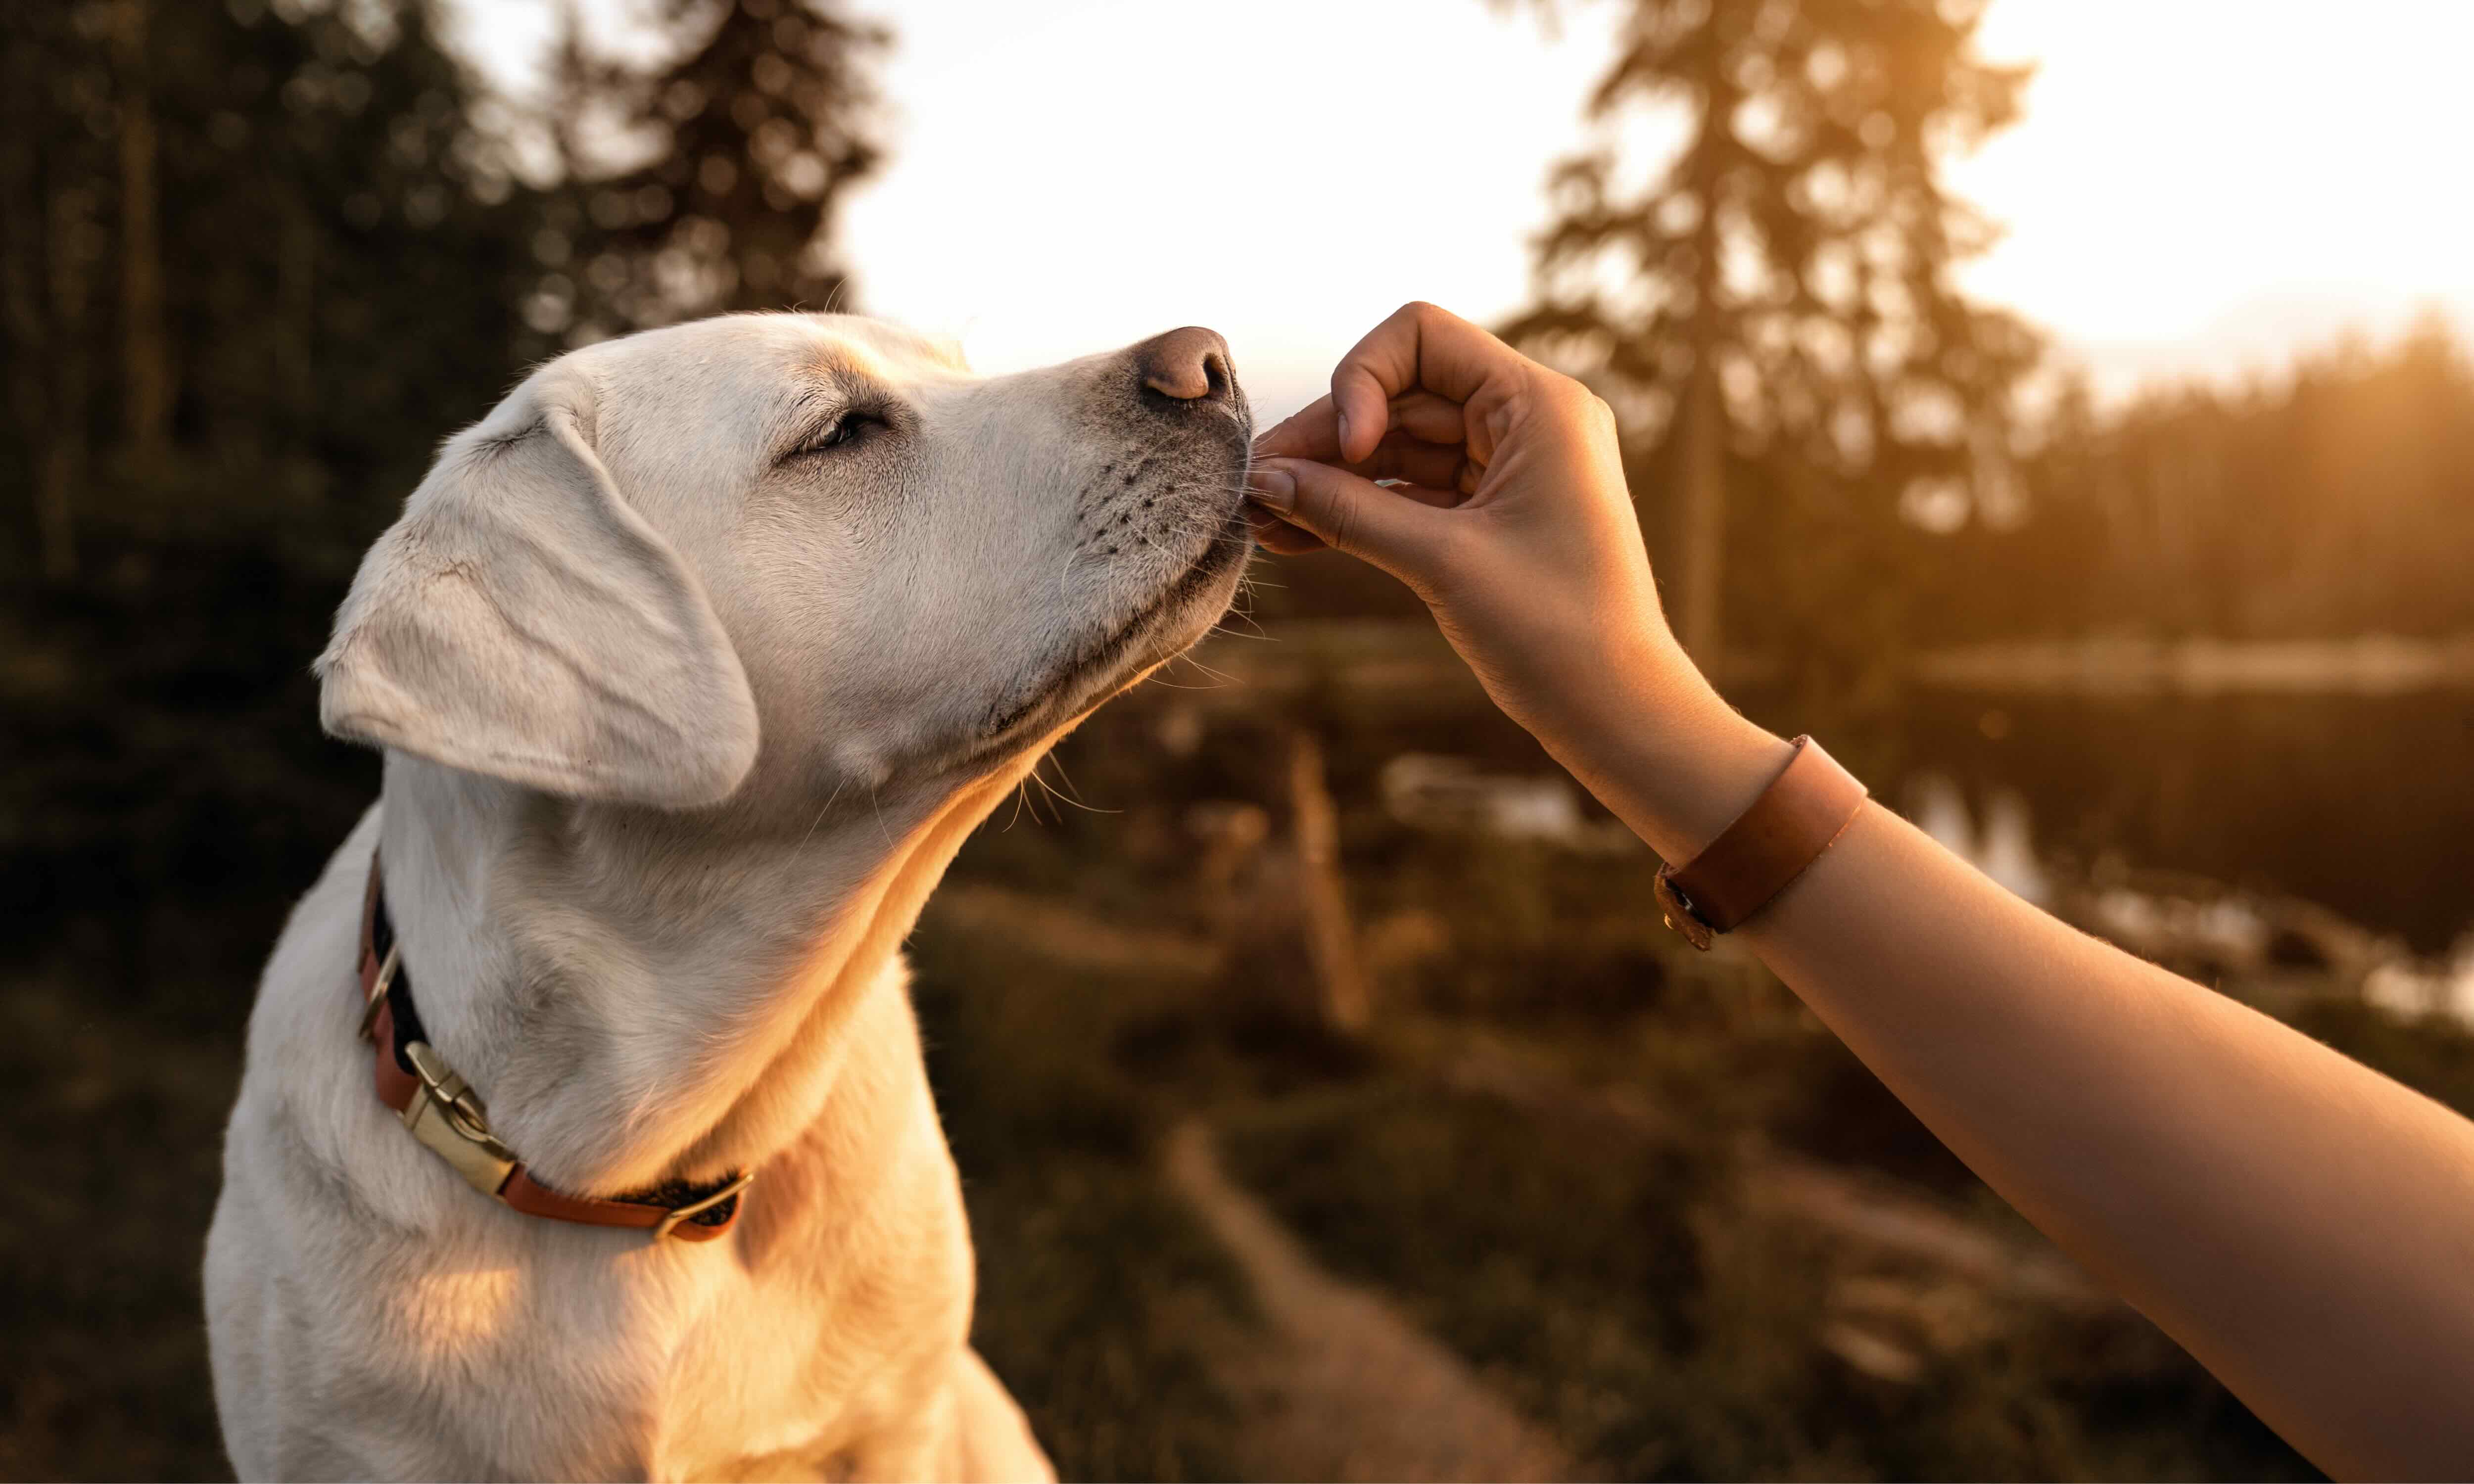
1335,409 -> 1352,455
1247,465 -> 1295,513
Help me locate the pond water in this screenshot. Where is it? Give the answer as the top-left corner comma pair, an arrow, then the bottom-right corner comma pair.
1164,629 -> 2474,955
1889,690 -> 2474,954
1295,681 -> 2474,955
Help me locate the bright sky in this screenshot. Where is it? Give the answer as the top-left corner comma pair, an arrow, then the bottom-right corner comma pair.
449,0 -> 2474,418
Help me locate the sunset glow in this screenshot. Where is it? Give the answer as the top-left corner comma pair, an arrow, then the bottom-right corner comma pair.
450,0 -> 2474,409
1951,0 -> 2474,388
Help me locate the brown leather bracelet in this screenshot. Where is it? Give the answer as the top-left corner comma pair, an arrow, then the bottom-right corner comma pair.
1653,736 -> 1868,950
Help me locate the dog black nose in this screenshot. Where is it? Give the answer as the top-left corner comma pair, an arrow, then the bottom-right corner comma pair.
1133,326 -> 1235,404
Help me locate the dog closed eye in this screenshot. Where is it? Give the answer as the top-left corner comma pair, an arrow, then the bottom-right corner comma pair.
787,408 -> 892,460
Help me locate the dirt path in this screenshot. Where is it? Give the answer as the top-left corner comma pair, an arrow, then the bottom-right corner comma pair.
1164,1122 -> 1573,1484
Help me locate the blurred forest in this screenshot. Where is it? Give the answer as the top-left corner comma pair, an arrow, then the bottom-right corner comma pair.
1924,317 -> 2474,644
2,0 -> 2468,1479
1,0 -> 885,1005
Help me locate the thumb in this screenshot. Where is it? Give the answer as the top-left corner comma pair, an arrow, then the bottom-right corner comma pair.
1247,457 -> 1449,577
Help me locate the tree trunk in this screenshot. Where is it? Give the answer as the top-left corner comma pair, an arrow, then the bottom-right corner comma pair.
1670,46 -> 1736,673
1284,725 -> 1370,1037
0,33 -> 56,578
40,183 -> 93,583
1673,354 -> 1726,666
113,0 -> 171,459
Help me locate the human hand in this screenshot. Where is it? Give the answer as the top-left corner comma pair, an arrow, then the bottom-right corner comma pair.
1245,301 -> 1717,753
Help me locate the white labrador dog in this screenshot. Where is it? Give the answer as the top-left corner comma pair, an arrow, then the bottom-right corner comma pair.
203,312 -> 1254,1481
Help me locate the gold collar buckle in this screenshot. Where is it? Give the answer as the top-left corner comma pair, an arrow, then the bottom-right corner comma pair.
400,1039 -> 519,1197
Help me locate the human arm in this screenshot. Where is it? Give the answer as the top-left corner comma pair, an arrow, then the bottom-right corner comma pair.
1246,301 -> 2474,1480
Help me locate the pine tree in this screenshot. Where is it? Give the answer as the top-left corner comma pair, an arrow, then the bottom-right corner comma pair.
550,0 -> 887,335
1503,0 -> 2041,669
111,0 -> 171,463
1,0 -> 108,581
0,0 -> 566,1014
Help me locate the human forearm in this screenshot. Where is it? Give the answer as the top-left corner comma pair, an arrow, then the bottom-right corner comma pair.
1554,680 -> 2474,1479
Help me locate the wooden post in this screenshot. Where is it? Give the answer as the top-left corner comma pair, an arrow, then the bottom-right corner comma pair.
1285,725 -> 1370,1036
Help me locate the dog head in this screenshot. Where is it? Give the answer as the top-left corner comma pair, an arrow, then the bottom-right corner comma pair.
316,313 -> 1252,807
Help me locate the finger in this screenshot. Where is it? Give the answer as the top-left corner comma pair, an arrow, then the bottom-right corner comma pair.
1244,467 -> 1328,553
1252,395 -> 1337,461
1383,391 -> 1470,448
1330,301 -> 1525,463
1244,504 -> 1327,555
1245,458 -> 1460,548
1248,456 -> 1450,574
1254,389 -> 1469,464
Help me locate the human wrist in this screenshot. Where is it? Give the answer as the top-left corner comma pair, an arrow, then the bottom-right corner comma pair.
1512,623 -> 1706,756
1534,649 -> 1793,865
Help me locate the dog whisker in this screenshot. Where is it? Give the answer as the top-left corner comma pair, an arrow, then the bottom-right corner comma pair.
797,773 -> 852,849
1030,754 -> 1117,815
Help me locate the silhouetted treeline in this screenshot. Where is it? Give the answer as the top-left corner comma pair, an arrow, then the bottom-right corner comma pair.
1914,316 -> 2474,644
0,0 -> 887,1010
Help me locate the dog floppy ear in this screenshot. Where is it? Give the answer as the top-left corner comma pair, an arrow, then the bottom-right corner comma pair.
316,368 -> 761,808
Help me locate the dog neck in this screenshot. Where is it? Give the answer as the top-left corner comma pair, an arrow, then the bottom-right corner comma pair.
372,746 -> 1042,1198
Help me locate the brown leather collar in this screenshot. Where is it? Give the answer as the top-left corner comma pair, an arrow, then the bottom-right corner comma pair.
356,849 -> 750,1243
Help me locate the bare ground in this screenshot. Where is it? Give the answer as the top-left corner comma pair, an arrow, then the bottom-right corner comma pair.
1163,1121 -> 1574,1484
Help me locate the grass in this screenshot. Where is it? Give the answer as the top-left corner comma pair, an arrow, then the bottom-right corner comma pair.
907,902 -> 1257,1483
1217,1070 -> 2319,1481
931,719 -> 2378,1479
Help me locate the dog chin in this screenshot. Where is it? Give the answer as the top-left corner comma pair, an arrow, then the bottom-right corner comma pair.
962,507 -> 1251,768
1106,510 -> 1252,681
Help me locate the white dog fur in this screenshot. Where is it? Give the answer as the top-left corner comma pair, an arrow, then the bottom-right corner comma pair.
202,312 -> 1253,1480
